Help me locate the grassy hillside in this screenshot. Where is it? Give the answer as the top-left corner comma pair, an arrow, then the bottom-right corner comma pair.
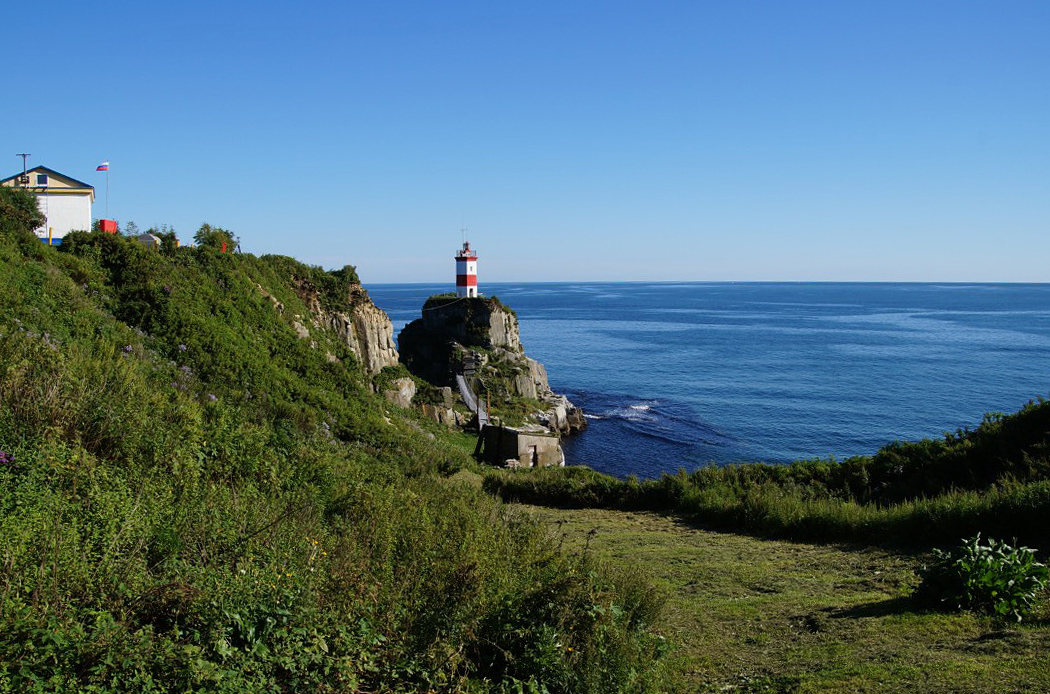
0,188 -> 667,693
485,401 -> 1050,550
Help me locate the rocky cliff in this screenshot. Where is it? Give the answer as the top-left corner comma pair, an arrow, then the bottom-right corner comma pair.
290,282 -> 400,376
398,296 -> 585,438
398,296 -> 521,384
399,297 -> 527,386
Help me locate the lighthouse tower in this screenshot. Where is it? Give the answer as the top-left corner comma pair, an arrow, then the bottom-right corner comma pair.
455,241 -> 478,298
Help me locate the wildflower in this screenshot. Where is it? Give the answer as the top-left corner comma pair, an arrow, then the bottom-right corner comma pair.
123,344 -> 133,352
207,394 -> 217,401
178,344 -> 187,352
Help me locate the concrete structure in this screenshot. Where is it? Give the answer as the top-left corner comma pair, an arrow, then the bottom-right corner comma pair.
455,241 -> 478,298
475,424 -> 565,468
0,166 -> 94,245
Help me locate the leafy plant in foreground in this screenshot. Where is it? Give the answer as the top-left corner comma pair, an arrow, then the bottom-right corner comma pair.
916,533 -> 1049,621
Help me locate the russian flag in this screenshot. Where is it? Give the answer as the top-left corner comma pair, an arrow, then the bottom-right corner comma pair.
96,161 -> 109,172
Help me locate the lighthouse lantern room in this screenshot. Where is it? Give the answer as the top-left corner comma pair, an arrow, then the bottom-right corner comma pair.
455,241 -> 479,298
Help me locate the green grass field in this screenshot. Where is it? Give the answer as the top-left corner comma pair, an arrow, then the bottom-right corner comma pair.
522,505 -> 1050,694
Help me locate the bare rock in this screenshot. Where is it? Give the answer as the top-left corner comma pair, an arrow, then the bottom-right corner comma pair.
291,318 -> 310,339
295,283 -> 399,376
383,377 -> 416,409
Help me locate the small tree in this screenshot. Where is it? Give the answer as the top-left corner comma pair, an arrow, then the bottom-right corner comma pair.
148,225 -> 180,256
194,223 -> 239,252
0,187 -> 44,238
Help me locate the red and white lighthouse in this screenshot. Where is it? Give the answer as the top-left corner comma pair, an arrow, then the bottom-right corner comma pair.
455,241 -> 478,298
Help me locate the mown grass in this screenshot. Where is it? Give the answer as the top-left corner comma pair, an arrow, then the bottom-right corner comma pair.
0,189 -> 669,693
524,505 -> 1050,693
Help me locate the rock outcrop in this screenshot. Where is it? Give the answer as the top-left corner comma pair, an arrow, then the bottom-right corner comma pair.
295,283 -> 399,376
533,395 -> 588,436
398,296 -> 586,449
398,296 -> 523,385
382,377 -> 416,409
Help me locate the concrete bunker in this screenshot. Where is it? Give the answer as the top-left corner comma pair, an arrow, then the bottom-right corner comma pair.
475,424 -> 565,468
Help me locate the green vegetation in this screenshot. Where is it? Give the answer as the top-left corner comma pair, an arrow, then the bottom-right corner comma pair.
487,296 -> 516,318
6,182 -> 1050,691
0,190 -> 667,693
0,186 -> 44,236
525,505 -> 1050,693
485,402 -> 1050,550
470,350 -> 545,428
917,534 -> 1049,622
423,294 -> 515,318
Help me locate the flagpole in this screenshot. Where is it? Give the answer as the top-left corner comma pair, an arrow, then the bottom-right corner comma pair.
96,161 -> 110,219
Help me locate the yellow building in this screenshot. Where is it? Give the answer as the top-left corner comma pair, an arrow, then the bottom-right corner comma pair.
1,166 -> 95,244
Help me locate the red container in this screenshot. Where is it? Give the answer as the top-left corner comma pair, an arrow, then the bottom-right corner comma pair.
100,219 -> 118,234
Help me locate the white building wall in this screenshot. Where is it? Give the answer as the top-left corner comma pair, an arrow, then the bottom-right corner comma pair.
34,194 -> 92,240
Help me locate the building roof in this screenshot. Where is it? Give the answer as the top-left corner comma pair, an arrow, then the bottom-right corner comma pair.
0,165 -> 96,192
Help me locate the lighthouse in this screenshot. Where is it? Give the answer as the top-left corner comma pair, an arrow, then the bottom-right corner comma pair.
455,241 -> 479,298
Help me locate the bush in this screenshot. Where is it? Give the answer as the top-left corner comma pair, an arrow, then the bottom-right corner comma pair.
0,187 -> 44,238
916,534 -> 1049,621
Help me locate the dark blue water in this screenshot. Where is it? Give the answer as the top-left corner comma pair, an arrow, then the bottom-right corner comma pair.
365,282 -> 1050,478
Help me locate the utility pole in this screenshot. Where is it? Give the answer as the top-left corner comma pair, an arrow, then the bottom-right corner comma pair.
15,153 -> 30,186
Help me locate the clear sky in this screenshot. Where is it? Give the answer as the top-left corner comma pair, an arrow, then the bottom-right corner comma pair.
6,1 -> 1049,282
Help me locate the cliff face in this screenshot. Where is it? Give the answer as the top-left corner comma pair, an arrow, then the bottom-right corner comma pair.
399,297 -> 527,387
403,296 -> 522,356
293,283 -> 399,376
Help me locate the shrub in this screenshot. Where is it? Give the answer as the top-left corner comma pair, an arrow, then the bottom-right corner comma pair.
0,187 -> 44,238
916,534 -> 1049,621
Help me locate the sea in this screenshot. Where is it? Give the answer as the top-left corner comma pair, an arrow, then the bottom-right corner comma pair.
364,282 -> 1050,479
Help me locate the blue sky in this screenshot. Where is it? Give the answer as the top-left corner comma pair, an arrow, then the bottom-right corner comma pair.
6,1 -> 1049,282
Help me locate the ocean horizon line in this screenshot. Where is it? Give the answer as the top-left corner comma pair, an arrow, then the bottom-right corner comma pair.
364,279 -> 1050,287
